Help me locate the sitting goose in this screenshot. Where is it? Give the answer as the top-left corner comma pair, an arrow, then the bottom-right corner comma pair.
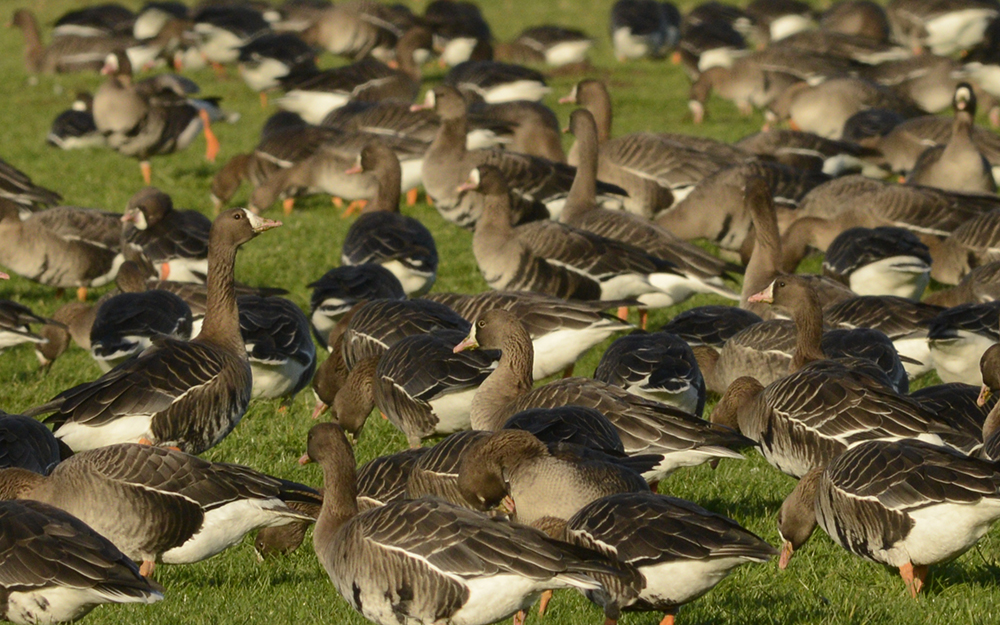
907,84 -> 996,193
427,290 -> 632,379
0,411 -> 64,475
822,227 -> 932,300
0,443 -> 320,576
927,300 -> 1000,385
25,209 -> 281,454
237,295 -> 317,401
121,187 -> 211,283
307,265 -> 405,348
778,439 -> 1000,597
455,310 -> 753,481
0,158 -> 61,211
465,166 -> 687,305
341,142 -> 439,296
305,422 -> 624,625
0,297 -> 52,353
0,500 -> 163,624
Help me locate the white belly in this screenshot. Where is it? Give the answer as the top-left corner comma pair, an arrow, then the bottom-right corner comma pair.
638,556 -> 754,606
163,258 -> 208,283
5,585 -> 161,625
480,81 -> 551,104
277,91 -> 351,125
848,256 -> 931,300
929,331 -> 995,385
531,326 -> 624,380
250,358 -> 310,399
162,499 -> 302,564
54,415 -> 154,452
379,259 -> 435,297
427,387 -> 477,433
925,9 -> 997,55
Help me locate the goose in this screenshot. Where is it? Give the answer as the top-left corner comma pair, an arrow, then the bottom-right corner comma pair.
10,8 -> 142,74
35,301 -> 99,369
907,84 -> 996,193
341,141 -> 439,296
0,411 -> 64,475
0,500 -> 163,624
0,158 -> 61,212
47,92 -> 106,151
863,112 -> 1000,177
427,290 -> 632,379
0,200 -> 123,297
405,430 -> 493,505
311,306 -> 362,419
454,309 -> 753,481
820,0 -> 891,40
821,227 -> 932,300
674,19 -> 747,80
456,429 -> 651,527
443,60 -> 551,103
658,304 -> 762,345
924,260 -> 1000,306
424,0 -> 492,67
929,208 -> 1000,285
609,0 -> 681,61
777,439 -> 1000,597
24,209 -> 281,454
51,4 -> 136,38
734,129 -> 878,176
187,5 -> 271,70
554,492 -> 776,625
92,51 -> 220,184
594,331 -> 706,416
0,298 -> 52,353
304,422 -> 623,625
495,26 -> 593,67
302,1 -> 408,60
912,382 -> 994,447
465,166 -> 691,306
886,0 -> 998,55
308,265 -> 404,347
237,294 -> 316,401
415,85 -> 626,228
559,108 -> 741,310
0,443 -> 320,576
121,187 -> 211,283
746,0 -> 816,43
501,406 -> 627,455
862,54 -> 990,115
927,300 -> 1000,384
236,32 -> 317,106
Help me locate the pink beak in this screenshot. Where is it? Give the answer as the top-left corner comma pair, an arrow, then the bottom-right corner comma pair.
121,212 -> 135,223
344,164 -> 363,175
453,334 -> 477,353
0,271 -> 9,280
311,400 -> 329,419
747,282 -> 775,304
557,95 -> 575,104
298,452 -> 312,465
978,384 -> 992,407
778,541 -> 794,570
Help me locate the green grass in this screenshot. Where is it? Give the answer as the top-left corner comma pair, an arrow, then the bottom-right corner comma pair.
2,0 -> 999,623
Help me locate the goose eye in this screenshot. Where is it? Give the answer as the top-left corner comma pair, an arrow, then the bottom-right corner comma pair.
234,212 -> 242,220
477,320 -> 485,328
778,280 -> 785,288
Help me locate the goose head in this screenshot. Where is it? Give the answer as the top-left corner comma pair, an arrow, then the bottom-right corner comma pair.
122,187 -> 174,229
211,208 -> 282,250
454,308 -> 523,353
776,466 -> 824,569
953,82 -> 976,118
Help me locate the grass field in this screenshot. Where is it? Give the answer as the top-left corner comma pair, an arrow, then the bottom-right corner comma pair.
3,0 -> 1000,623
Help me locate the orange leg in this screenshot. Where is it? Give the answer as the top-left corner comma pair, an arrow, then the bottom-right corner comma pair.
603,619 -> 617,625
260,92 -> 268,108
426,195 -> 433,207
340,200 -> 367,218
211,61 -> 227,78
380,410 -> 389,420
76,287 -> 88,302
200,109 -> 220,163
639,309 -> 648,330
138,437 -> 154,446
406,188 -> 419,206
899,562 -> 928,598
332,197 -> 344,208
139,560 -> 156,577
538,589 -> 553,616
659,614 -> 675,625
140,161 -> 152,184
282,198 -> 295,215
160,263 -> 171,281
670,50 -> 681,64
617,306 -> 629,321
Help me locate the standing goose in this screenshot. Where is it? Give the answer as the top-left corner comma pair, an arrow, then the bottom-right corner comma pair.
25,209 -> 281,455
341,141 -> 439,296
0,500 -> 163,625
777,439 -> 1000,597
236,294 -> 317,401
455,310 -> 753,481
307,264 -> 405,348
304,422 -> 624,625
906,84 -> 996,193
821,227 -> 932,300
121,186 -> 211,283
0,443 -> 320,576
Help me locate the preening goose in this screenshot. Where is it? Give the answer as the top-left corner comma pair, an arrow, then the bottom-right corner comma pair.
0,411 -> 63,476
341,141 -> 439,296
821,227 -> 932,300
304,422 -> 625,625
307,264 -> 405,347
455,310 -> 752,481
26,209 -> 281,454
0,500 -> 163,625
778,439 -> 1000,597
405,430 -> 493,505
0,443 -> 320,576
121,187 -> 211,283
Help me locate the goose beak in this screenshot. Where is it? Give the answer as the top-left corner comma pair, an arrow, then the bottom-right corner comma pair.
557,94 -> 575,104
0,271 -> 8,280
244,210 -> 282,233
453,330 -> 478,353
311,400 -> 329,419
344,164 -> 363,176
978,385 -> 992,407
747,282 -> 774,304
121,211 -> 135,223
778,541 -> 794,570
455,180 -> 477,193
298,452 -> 313,465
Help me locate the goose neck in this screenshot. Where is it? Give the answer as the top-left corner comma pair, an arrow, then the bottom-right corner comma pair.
470,327 -> 534,430
364,163 -> 402,214
195,232 -> 244,355
563,116 -> 599,222
789,291 -> 826,370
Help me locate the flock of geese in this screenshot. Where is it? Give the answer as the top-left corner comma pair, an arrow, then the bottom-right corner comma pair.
8,0 -> 1000,623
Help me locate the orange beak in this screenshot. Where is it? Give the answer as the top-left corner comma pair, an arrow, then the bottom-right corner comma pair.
778,541 -> 794,570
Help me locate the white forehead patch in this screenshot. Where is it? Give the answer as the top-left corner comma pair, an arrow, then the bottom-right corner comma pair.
242,208 -> 267,230
469,168 -> 481,186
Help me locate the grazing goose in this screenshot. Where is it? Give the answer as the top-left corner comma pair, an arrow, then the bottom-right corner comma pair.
35,301 -> 99,369
0,158 -> 61,211
555,492 -> 776,625
927,300 -> 1000,385
929,208 -> 1000,285
305,422 -> 623,625
405,430 -> 494,505
121,187 -> 211,283
457,429 -> 651,526
93,51 -> 220,184
342,142 -> 439,296
0,297 -> 52,353
0,200 -> 123,296
427,290 -> 631,379
443,60 -> 551,104
907,84 -> 996,193
307,265 -> 405,348
10,8 -> 141,74
416,85 -> 625,228
0,411 -> 63,475
237,294 -> 316,401
25,209 -> 281,454
609,0 -> 681,61
778,439 -> 1000,597
495,26 -> 593,67
0,443 -> 320,576
311,307 -> 361,419
455,310 -> 752,481
595,331 -> 706,416
466,166 -> 689,306
822,227 -> 932,300
924,260 -> 1000,306
0,500 -> 163,624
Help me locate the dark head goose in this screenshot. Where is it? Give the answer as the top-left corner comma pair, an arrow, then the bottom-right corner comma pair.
27,208 -> 281,455
977,341 -> 1000,458
121,186 -> 211,283
304,422 -> 624,625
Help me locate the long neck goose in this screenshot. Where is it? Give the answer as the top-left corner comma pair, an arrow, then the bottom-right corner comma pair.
929,208 -> 1000,285
26,209 -> 281,455
416,85 -> 625,228
927,300 -> 1000,385
304,422 -> 622,625
0,411 -> 64,476
236,294 -> 317,401
93,51 -> 220,184
0,298 -> 52,353
556,491 -> 775,625
457,429 -> 650,526
0,158 -> 61,211
560,109 -> 740,306
924,260 -> 1000,306
778,439 -> 1000,597
311,307 -> 361,419
0,499 -> 163,624
307,264 -> 405,348
821,226 -> 931,300
404,430 -> 494,505
0,200 -> 123,293
609,0 -> 680,61
341,141 -> 439,297
495,26 -> 593,68
426,290 -> 631,379
906,84 -> 996,193
122,186 -> 211,283
455,310 -> 753,481
466,165 -> 691,306
10,8 -> 141,74
0,443 -> 320,575
594,331 -> 707,416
